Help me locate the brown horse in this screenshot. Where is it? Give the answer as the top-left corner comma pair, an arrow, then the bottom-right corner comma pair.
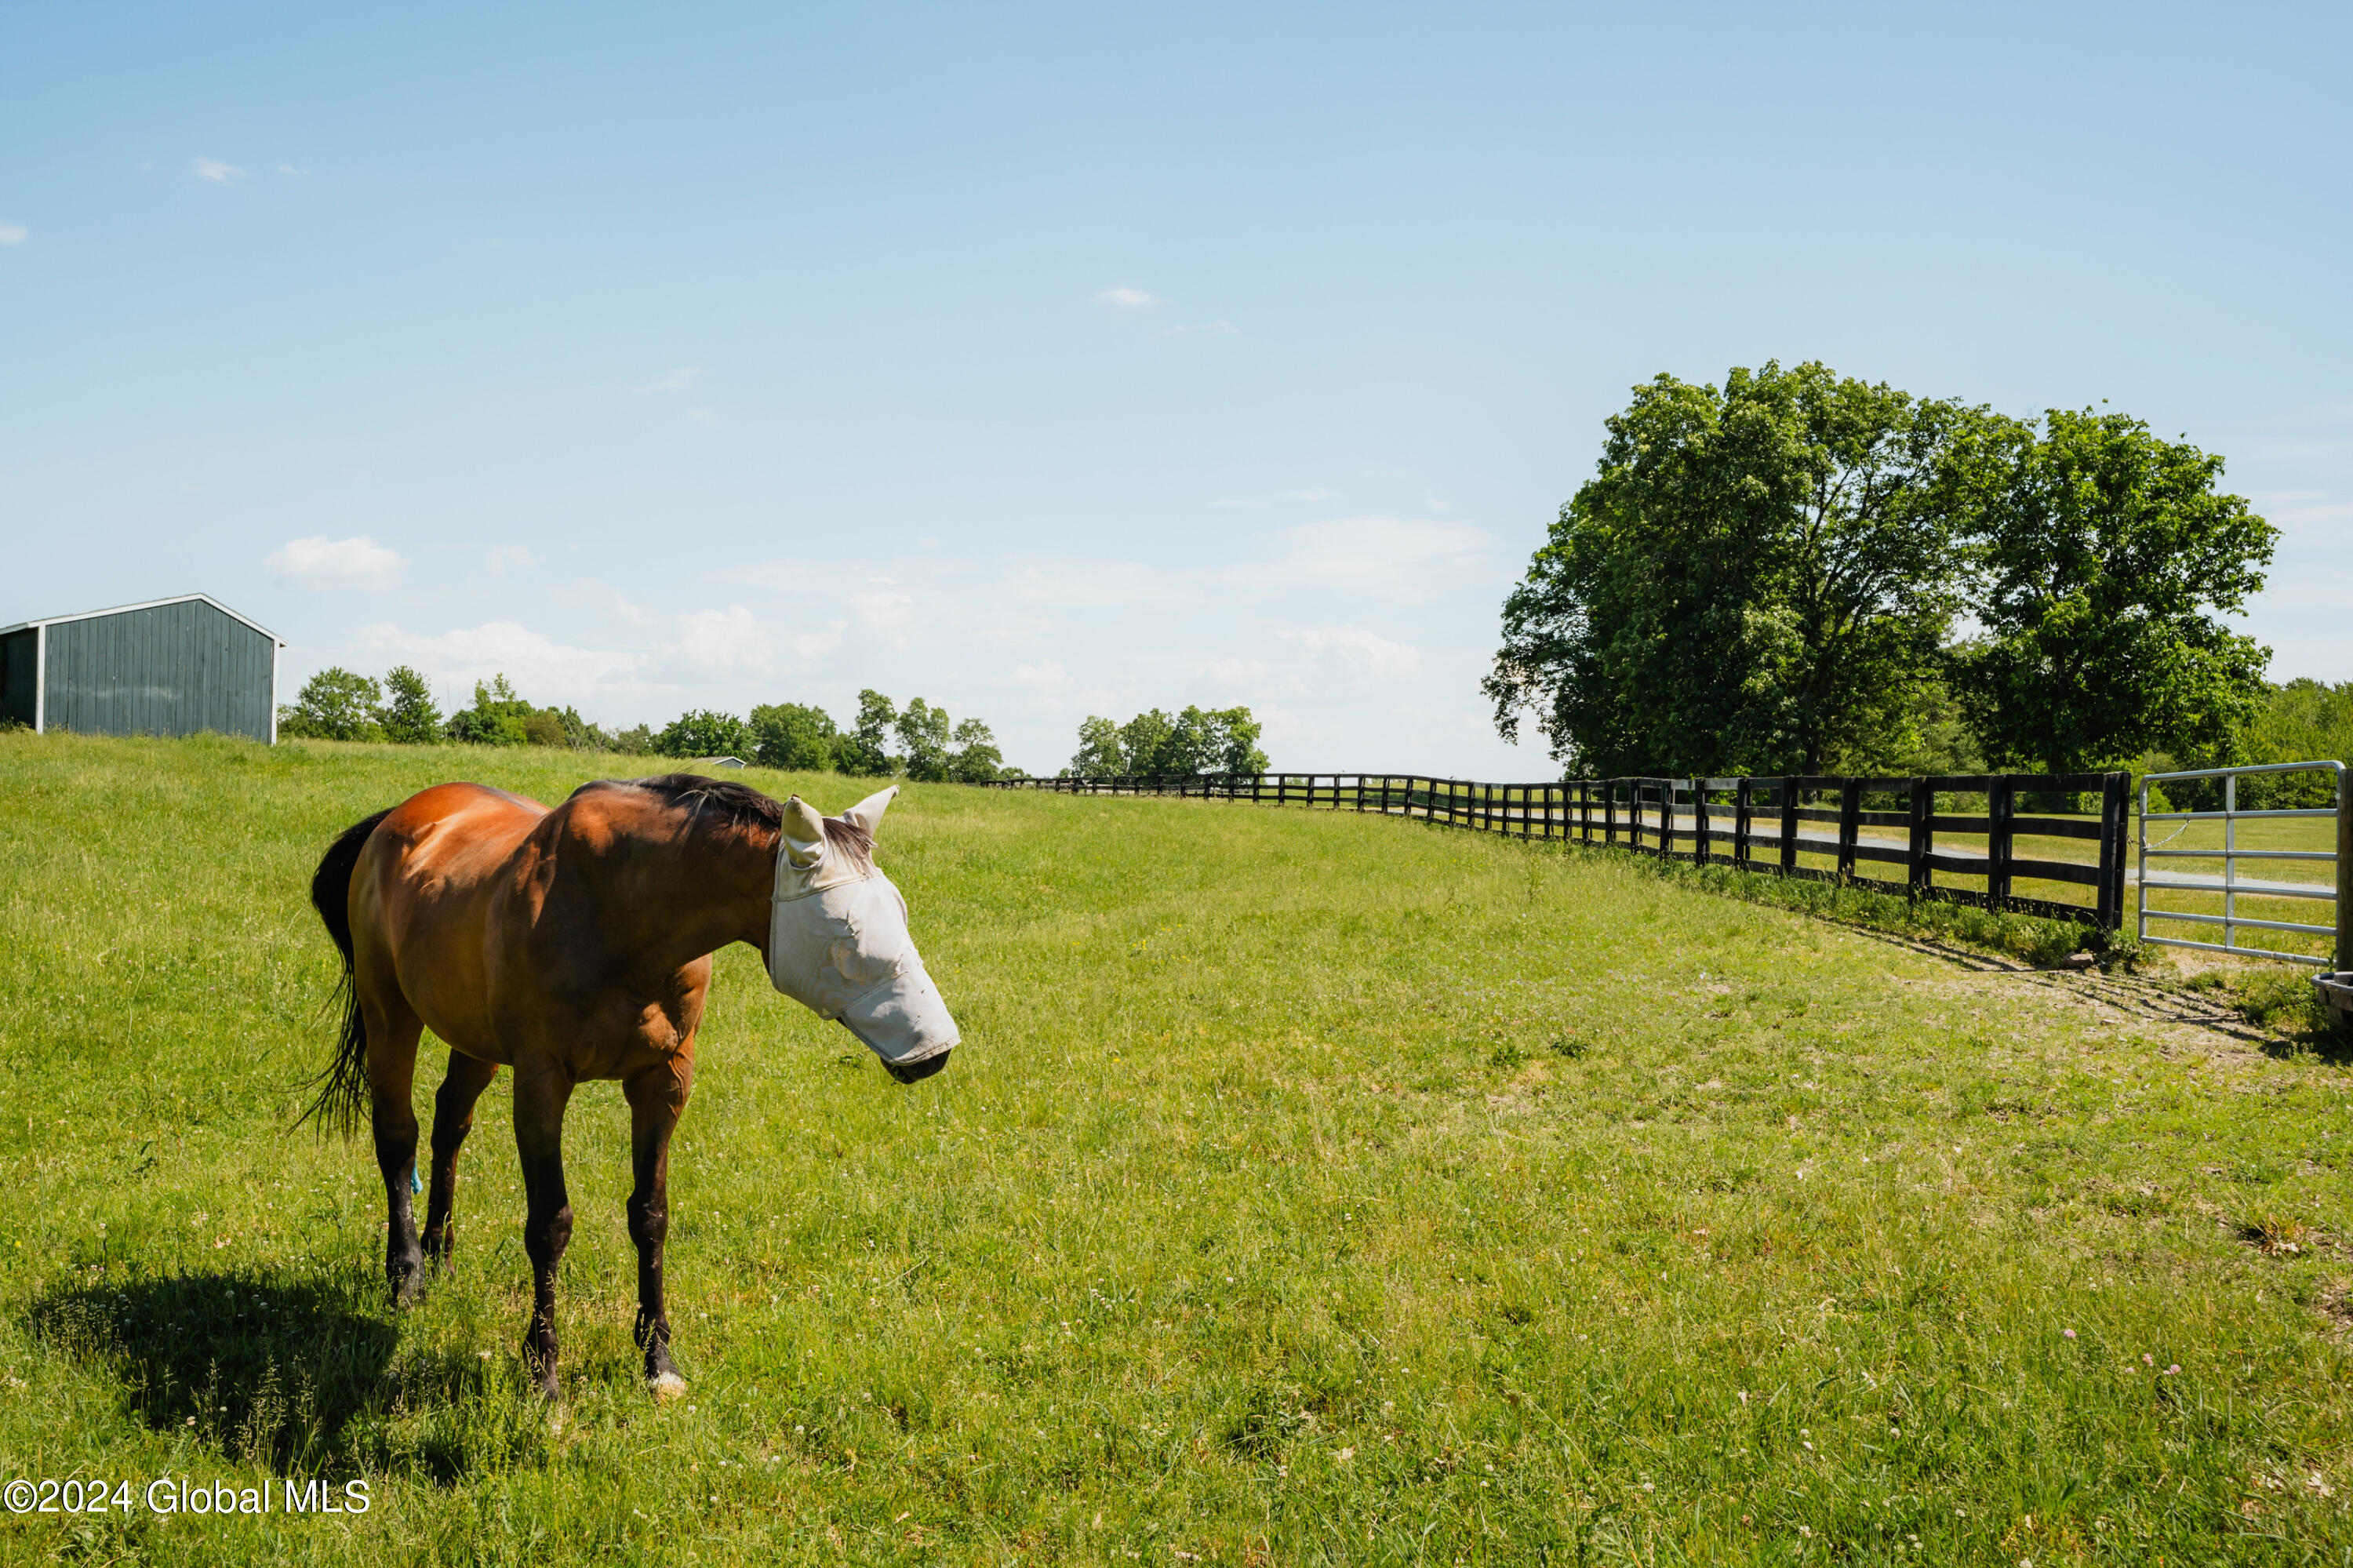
305,773 -> 958,1399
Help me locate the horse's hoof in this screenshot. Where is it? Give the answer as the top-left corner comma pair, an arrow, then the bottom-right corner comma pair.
649,1373 -> 688,1402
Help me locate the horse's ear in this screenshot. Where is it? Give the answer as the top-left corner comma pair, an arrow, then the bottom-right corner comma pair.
842,785 -> 898,837
782,795 -> 828,868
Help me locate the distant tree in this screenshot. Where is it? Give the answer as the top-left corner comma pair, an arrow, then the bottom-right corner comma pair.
1118,710 -> 1176,774
654,709 -> 752,759
947,717 -> 1007,782
1486,362 -> 1973,777
1069,716 -> 1124,778
1947,406 -> 2275,774
835,689 -> 899,777
750,702 -> 840,772
521,709 -> 569,747
1213,707 -> 1268,773
444,675 -> 534,747
1070,705 -> 1266,777
375,665 -> 441,744
893,699 -> 953,782
551,708 -> 609,751
1163,704 -> 1267,773
280,667 -> 384,741
609,724 -> 655,756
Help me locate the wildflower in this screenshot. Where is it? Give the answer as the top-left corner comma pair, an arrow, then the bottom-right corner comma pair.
2063,1329 -> 2076,1339
2164,1364 -> 2180,1376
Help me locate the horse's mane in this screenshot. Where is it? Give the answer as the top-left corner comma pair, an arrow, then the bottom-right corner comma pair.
621,773 -> 785,831
605,773 -> 875,867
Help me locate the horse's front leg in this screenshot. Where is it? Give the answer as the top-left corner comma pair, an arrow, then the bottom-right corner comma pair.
623,1057 -> 693,1399
513,1061 -> 576,1401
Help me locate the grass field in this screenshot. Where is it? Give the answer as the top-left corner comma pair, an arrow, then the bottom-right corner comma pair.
2,733 -> 2351,1566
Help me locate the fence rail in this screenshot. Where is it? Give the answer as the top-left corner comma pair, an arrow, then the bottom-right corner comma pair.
984,769 -> 2136,928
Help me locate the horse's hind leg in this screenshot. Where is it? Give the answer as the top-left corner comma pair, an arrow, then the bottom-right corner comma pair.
420,1051 -> 500,1269
360,997 -> 428,1306
514,1060 -> 576,1402
623,1057 -> 694,1399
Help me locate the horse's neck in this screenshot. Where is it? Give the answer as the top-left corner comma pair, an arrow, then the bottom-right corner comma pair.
630,821 -> 776,969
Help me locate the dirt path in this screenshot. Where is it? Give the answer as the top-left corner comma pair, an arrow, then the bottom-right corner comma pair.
1847,926 -> 2297,1062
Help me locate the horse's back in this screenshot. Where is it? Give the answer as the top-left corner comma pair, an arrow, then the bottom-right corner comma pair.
351,782 -> 554,1061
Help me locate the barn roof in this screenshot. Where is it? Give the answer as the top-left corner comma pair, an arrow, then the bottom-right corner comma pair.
0,592 -> 285,646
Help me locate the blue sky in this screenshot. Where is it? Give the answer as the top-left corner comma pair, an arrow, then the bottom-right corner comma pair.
4,3 -> 2346,776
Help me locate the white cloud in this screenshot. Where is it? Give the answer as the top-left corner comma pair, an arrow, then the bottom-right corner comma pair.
1014,660 -> 1071,687
1094,286 -> 1159,307
1003,560 -> 1196,611
486,546 -> 540,573
642,367 -> 700,394
277,165 -> 306,176
352,620 -> 640,699
192,156 -> 245,185
794,620 -> 848,662
1267,516 -> 1495,605
1282,625 -> 1423,678
266,534 -> 402,591
671,605 -> 773,678
0,224 -> 26,246
686,407 -> 721,425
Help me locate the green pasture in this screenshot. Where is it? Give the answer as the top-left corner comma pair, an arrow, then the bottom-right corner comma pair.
2,733 -> 2351,1566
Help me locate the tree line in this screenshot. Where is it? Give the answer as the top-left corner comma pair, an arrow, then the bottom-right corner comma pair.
1486,361 -> 2281,785
1060,706 -> 1268,778
276,668 -> 1021,780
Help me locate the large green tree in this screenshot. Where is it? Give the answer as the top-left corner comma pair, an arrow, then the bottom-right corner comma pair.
1486,362 -> 1972,777
376,665 -> 442,744
279,668 -> 384,741
445,675 -> 534,747
1947,407 -> 2274,774
835,690 -> 900,777
896,698 -> 954,782
653,708 -> 751,759
749,702 -> 840,772
947,717 -> 1009,782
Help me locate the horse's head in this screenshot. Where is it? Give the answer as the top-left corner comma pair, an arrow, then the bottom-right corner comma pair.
767,786 -> 958,1082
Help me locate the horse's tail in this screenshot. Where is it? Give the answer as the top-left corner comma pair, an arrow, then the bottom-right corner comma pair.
298,808 -> 395,1136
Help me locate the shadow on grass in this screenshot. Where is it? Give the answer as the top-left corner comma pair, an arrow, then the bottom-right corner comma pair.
28,1269 -> 397,1473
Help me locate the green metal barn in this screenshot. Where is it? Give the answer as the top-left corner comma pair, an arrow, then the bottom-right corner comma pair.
0,594 -> 285,742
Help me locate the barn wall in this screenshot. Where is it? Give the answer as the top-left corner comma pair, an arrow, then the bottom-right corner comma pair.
42,601 -> 275,740
0,629 -> 35,727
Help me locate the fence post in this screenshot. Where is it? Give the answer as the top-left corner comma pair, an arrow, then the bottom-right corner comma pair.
1779,777 -> 1799,872
1838,779 -> 1860,880
1606,779 -> 1619,846
1733,778 -> 1753,869
1988,775 -> 2014,911
2097,773 -> 2128,930
1693,781 -> 1711,866
1908,777 -> 1933,897
1656,780 -> 1673,859
2337,767 -> 2352,971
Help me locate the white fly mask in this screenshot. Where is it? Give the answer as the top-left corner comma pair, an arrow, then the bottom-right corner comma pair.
767,786 -> 960,1082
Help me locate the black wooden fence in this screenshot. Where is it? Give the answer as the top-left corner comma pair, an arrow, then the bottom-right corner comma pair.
984,771 -> 2133,928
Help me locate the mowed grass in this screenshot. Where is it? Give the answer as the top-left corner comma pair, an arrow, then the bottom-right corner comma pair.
2,733 -> 2352,1566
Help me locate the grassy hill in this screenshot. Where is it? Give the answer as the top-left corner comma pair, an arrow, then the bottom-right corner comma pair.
1,732 -> 2348,1565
